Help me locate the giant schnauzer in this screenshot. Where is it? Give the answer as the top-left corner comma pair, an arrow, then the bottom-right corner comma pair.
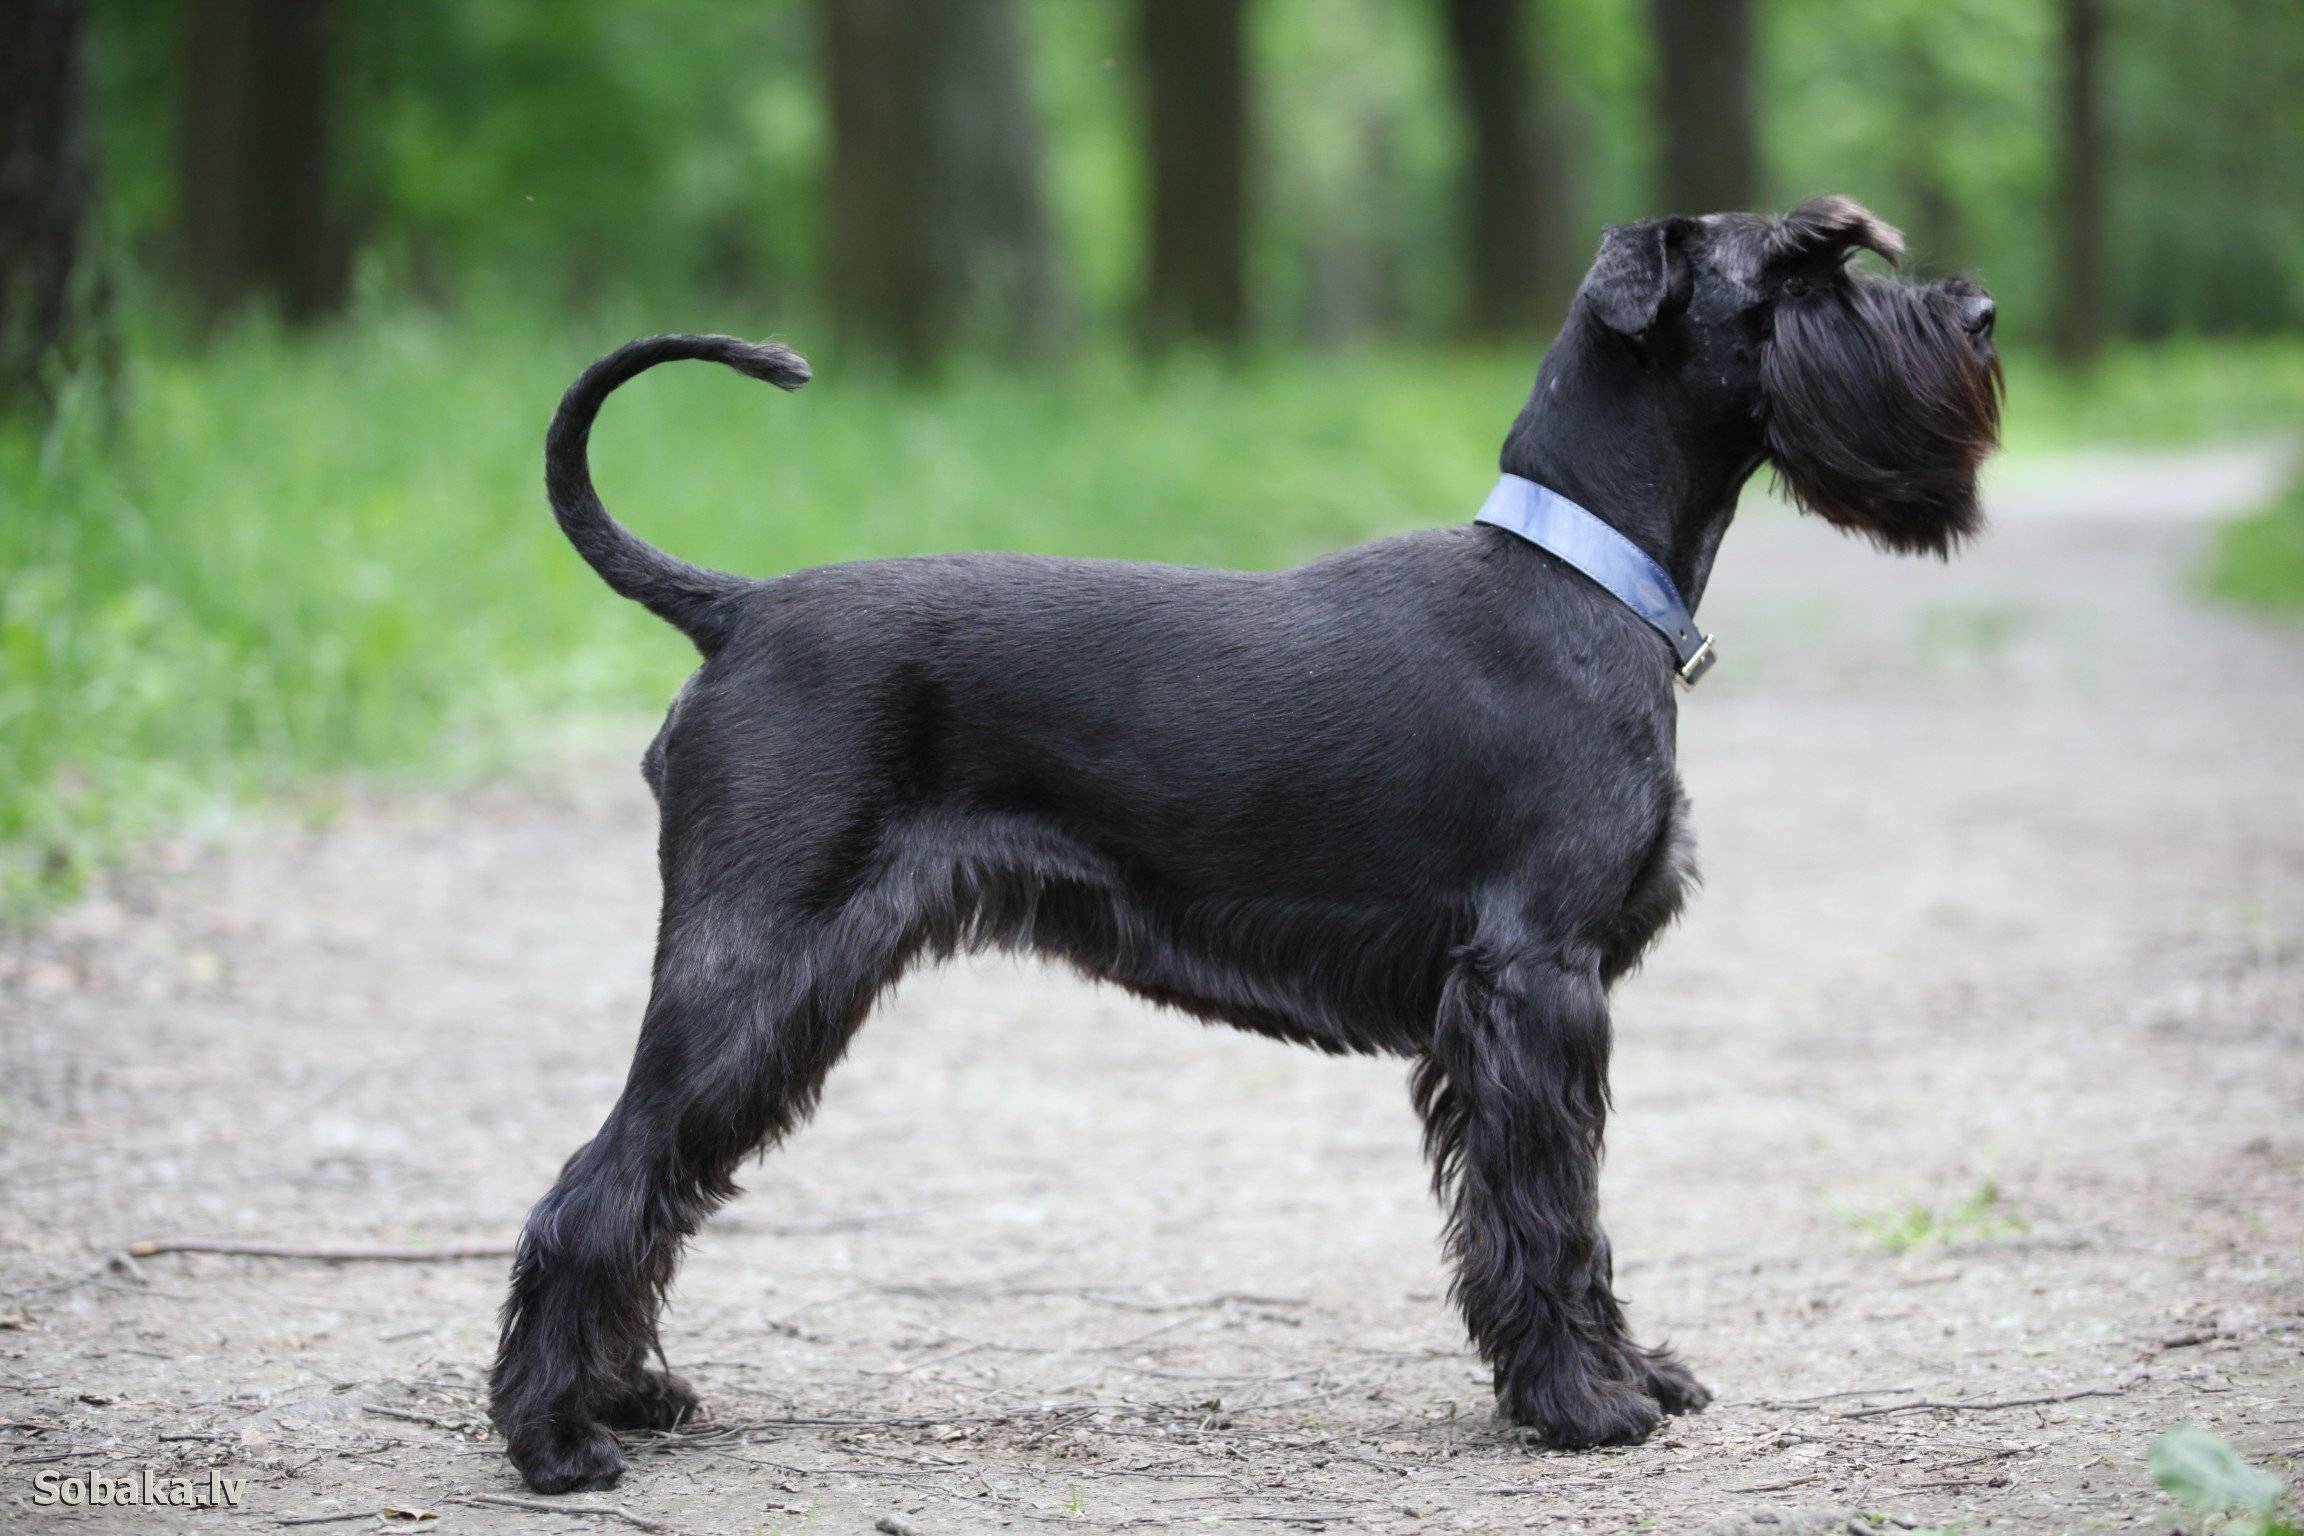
491,196 -> 2002,1493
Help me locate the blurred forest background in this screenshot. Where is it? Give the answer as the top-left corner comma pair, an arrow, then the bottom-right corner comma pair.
2,0 -> 2303,913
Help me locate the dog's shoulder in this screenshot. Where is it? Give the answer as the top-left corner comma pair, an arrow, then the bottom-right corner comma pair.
1298,526 -> 1675,703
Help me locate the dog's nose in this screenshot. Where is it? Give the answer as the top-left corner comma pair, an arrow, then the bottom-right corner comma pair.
1963,294 -> 1997,335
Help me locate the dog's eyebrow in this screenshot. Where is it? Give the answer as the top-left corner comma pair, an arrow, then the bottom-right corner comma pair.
1768,195 -> 1906,268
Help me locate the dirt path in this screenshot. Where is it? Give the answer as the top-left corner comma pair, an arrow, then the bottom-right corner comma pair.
5,446 -> 2302,1535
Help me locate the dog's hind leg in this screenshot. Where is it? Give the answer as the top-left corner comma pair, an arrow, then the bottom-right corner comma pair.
489,890 -> 895,1494
1413,939 -> 1662,1449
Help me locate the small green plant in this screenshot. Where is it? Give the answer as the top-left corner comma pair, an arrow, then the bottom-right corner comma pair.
1845,1178 -> 2024,1253
1912,601 -> 2034,675
2151,1425 -> 2299,1535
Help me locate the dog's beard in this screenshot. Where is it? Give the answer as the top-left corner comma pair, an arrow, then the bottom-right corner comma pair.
1762,280 -> 2003,557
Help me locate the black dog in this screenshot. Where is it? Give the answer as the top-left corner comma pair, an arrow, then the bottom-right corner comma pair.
490,196 -> 2001,1494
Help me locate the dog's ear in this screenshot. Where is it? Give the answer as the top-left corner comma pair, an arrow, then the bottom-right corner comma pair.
1768,195 -> 1905,269
1579,217 -> 1695,337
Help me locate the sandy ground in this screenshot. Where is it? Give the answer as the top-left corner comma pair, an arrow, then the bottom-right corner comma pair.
4,446 -> 2302,1535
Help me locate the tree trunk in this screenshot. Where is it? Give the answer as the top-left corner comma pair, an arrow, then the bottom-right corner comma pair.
1650,0 -> 1756,215
1442,0 -> 1576,337
1137,0 -> 1249,347
2051,0 -> 2106,366
820,0 -> 1063,370
180,0 -> 345,326
0,0 -> 107,422
821,0 -> 939,367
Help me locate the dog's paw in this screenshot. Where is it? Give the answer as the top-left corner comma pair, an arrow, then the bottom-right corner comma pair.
1500,1373 -> 1662,1450
508,1422 -> 627,1495
1623,1344 -> 1711,1416
597,1367 -> 702,1433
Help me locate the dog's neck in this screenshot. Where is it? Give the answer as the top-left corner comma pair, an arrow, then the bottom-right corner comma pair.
1497,350 -> 1764,612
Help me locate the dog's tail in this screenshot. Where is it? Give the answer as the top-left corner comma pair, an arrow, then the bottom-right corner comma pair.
546,333 -> 811,654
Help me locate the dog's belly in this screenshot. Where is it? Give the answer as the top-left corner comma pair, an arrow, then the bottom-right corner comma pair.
1020,857 -> 1460,1056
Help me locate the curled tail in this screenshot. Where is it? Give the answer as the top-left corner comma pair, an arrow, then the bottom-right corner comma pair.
546,333 -> 810,654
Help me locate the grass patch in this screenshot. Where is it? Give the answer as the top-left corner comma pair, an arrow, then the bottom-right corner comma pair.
1843,1178 -> 2023,1253
2208,463 -> 2304,612
1999,338 -> 2304,453
4,309 -> 2298,917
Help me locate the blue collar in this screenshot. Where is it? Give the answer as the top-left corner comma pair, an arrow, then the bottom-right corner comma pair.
1475,474 -> 1717,687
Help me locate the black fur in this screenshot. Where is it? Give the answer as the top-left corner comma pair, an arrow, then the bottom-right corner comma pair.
490,197 -> 2000,1493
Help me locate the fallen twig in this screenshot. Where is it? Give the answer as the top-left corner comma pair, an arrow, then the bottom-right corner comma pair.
1890,1474 -> 2013,1493
363,1405 -> 470,1430
462,1493 -> 675,1533
126,1238 -> 514,1263
1084,1313 -> 1209,1354
1077,1290 -> 1310,1315
1838,1385 -> 2125,1420
1730,1472 -> 1824,1493
275,1513 -> 376,1529
1761,1385 -> 1920,1408
2153,1326 -> 2225,1351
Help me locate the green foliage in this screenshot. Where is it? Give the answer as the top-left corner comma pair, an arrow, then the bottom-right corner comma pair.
1251,0 -> 1461,338
2111,0 -> 2304,337
2151,1425 -> 2297,1536
1999,342 -> 2304,452
2208,460 -> 2304,612
1027,0 -> 1139,328
1770,0 -> 2056,299
91,0 -> 828,311
1845,1179 -> 2023,1252
80,0 -> 2304,346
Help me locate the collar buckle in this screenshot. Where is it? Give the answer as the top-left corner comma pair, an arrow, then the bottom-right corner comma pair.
1676,634 -> 1717,689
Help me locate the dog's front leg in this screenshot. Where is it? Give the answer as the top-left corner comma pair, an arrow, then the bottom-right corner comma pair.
1414,944 -> 1662,1448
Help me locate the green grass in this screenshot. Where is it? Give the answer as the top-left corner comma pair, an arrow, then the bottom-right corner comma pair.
2208,462 -> 2304,612
1997,337 -> 2304,453
1843,1178 -> 2023,1253
5,308 -> 2300,916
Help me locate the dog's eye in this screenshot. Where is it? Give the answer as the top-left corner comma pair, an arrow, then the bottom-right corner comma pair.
1782,276 -> 1809,299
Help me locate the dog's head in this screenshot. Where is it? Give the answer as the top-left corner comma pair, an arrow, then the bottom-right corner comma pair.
1567,195 -> 2002,555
